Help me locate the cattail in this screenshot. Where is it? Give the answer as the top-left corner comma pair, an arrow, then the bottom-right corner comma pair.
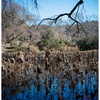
2,65 -> 7,75
69,65 -> 73,71
93,85 -> 96,89
65,71 -> 71,77
58,94 -> 63,100
25,63 -> 31,70
46,85 -> 50,95
81,80 -> 84,85
57,55 -> 62,62
45,58 -> 48,62
75,78 -> 79,83
37,65 -> 43,74
17,51 -> 22,56
25,70 -> 29,76
73,68 -> 79,74
11,70 -> 14,77
66,60 -> 69,66
85,69 -> 88,75
45,50 -> 50,58
7,69 -> 11,74
18,57 -> 24,63
64,71 -> 72,81
10,58 -> 15,64
8,59 -> 11,64
79,72 -> 83,76
36,73 -> 40,80
90,64 -> 94,71
45,62 -> 50,70
71,80 -> 77,89
94,71 -> 97,75
73,63 -> 76,68
8,74 -> 11,79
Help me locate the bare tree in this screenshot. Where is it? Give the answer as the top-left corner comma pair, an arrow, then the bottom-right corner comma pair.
2,0 -> 36,44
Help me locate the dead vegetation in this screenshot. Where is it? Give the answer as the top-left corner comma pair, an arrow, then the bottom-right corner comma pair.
2,49 -> 98,100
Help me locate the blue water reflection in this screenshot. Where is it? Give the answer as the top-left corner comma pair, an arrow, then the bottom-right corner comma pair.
2,71 -> 98,100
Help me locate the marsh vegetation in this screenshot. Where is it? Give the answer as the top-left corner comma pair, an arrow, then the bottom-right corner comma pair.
2,49 -> 98,100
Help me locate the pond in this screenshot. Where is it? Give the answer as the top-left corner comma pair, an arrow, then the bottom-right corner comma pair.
2,50 -> 98,100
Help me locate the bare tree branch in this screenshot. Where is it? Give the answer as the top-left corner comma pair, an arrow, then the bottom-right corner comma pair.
37,13 -> 69,29
67,4 -> 80,31
37,0 -> 88,37
69,0 -> 83,17
69,16 -> 88,36
67,22 -> 75,31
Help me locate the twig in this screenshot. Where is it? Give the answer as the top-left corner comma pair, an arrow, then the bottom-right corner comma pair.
69,16 -> 88,37
67,22 -> 75,31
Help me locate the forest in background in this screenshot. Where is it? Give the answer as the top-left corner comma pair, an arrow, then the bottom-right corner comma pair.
2,0 -> 98,52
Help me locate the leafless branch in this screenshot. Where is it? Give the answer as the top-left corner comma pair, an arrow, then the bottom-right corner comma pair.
67,22 -> 75,31
37,0 -> 88,37
6,34 -> 20,43
68,0 -> 83,17
37,13 -> 69,29
67,4 -> 80,31
70,16 -> 88,36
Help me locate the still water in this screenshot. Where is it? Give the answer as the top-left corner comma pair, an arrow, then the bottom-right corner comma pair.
2,68 -> 98,100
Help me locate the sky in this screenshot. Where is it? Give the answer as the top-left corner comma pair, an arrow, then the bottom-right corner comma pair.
37,0 -> 98,20
13,0 -> 98,25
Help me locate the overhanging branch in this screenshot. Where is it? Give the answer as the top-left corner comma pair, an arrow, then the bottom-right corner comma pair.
37,0 -> 88,36
69,0 -> 83,17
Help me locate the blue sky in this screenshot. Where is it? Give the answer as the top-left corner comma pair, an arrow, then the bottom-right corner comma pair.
14,0 -> 98,25
37,0 -> 98,20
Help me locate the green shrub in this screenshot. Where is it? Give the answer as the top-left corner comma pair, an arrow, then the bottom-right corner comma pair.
36,30 -> 66,51
65,40 -> 75,47
10,42 -> 17,47
19,41 -> 24,46
77,37 -> 98,51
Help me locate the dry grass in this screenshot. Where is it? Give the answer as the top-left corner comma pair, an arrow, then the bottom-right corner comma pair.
29,45 -> 40,53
